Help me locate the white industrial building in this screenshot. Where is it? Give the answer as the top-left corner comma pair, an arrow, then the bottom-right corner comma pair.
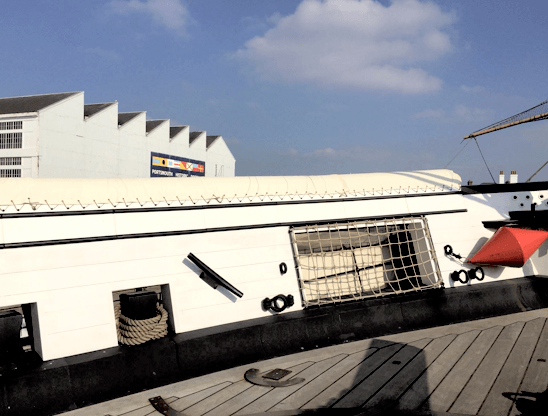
0,91 -> 235,178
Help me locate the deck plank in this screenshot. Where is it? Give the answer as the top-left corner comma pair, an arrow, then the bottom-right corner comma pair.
211,361 -> 314,416
182,382 -> 253,416
449,321 -> 525,415
425,325 -> 503,413
479,318 -> 545,416
302,343 -> 404,409
233,355 -> 346,415
169,382 -> 233,412
269,348 -> 379,411
509,317 -> 548,416
334,338 -> 432,408
364,334 -> 456,413
181,362 -> 313,416
395,329 -> 480,412
120,397 -> 177,416
203,362 -> 314,416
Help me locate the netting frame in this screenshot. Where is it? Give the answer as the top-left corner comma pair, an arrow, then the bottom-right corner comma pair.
290,215 -> 443,308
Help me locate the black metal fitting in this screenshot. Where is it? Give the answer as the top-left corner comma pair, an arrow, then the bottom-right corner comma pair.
262,294 -> 294,313
450,267 -> 484,284
187,253 -> 244,298
444,245 -> 463,260
450,270 -> 469,284
467,267 -> 485,281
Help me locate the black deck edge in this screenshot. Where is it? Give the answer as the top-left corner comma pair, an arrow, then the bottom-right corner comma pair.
462,181 -> 548,194
2,277 -> 548,415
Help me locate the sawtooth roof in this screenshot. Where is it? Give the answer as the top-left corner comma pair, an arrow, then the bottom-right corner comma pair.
118,112 -> 143,126
0,92 -> 81,115
84,103 -> 115,118
170,126 -> 187,138
146,120 -> 167,133
206,135 -> 221,149
189,131 -> 204,146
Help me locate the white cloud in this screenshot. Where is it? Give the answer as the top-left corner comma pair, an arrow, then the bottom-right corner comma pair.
453,104 -> 495,123
235,0 -> 455,94
460,85 -> 484,93
412,105 -> 495,123
110,0 -> 189,34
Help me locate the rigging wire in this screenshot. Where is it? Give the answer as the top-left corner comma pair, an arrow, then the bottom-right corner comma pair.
474,138 -> 496,183
526,159 -> 548,182
444,139 -> 470,168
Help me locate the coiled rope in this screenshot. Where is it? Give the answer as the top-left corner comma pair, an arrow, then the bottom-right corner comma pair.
114,303 -> 168,346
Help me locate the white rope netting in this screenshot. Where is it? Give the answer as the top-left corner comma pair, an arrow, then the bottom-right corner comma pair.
291,216 -> 442,307
114,303 -> 168,346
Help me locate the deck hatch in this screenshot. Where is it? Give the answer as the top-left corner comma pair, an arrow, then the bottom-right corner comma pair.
290,216 -> 442,307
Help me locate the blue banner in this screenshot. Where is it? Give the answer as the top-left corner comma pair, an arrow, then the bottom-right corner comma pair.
150,152 -> 205,177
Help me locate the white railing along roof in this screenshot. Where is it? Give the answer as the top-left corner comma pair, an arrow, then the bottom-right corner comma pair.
0,169 -> 461,207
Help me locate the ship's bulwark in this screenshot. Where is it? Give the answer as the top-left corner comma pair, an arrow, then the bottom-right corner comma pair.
3,277 -> 548,416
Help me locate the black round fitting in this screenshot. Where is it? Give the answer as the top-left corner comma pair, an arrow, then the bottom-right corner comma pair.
262,294 -> 295,313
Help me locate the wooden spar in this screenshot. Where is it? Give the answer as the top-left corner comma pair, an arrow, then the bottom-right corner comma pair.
464,110 -> 548,139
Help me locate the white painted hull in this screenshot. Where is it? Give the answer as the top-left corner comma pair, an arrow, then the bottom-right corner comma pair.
1,171 -> 547,362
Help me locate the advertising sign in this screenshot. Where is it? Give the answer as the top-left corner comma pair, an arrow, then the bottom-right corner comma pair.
150,152 -> 205,177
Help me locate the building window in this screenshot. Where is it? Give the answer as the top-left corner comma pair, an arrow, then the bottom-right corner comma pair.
0,157 -> 21,166
0,121 -> 22,131
290,216 -> 441,307
0,133 -> 22,149
0,169 -> 21,178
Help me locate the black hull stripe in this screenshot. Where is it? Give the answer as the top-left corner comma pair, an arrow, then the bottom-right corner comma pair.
0,191 -> 460,219
0,209 -> 467,250
462,181 -> 548,194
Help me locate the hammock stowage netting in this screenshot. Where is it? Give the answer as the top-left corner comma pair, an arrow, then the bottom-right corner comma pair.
465,99 -> 548,139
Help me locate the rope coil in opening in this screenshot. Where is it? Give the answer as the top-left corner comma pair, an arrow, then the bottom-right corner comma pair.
114,303 -> 168,346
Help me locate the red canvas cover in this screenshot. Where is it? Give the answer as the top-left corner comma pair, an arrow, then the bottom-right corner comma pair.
468,227 -> 548,267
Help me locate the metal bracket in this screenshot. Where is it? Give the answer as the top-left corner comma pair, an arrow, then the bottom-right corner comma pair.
149,396 -> 183,416
244,368 -> 305,387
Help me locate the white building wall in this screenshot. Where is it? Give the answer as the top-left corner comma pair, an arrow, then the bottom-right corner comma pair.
0,114 -> 39,177
117,112 -> 148,177
37,93 -> 86,177
83,103 -> 120,177
1,92 -> 235,178
169,126 -> 190,156
206,138 -> 236,177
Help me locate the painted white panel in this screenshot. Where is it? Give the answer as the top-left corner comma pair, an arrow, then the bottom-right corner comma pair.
42,324 -> 117,360
179,271 -> 299,310
405,194 -> 466,214
277,202 -> 349,224
342,198 -> 410,219
185,244 -> 294,279
202,205 -> 280,229
0,226 -> 293,275
44,303 -> 113,335
2,214 -> 116,244
114,210 -> 206,235
176,292 -> 301,333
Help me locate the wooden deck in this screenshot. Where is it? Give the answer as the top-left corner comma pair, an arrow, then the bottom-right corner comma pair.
62,309 -> 548,416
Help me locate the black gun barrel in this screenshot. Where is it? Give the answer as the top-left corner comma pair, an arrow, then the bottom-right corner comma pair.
187,252 -> 244,298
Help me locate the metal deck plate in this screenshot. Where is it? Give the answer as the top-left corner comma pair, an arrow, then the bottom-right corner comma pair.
263,368 -> 292,380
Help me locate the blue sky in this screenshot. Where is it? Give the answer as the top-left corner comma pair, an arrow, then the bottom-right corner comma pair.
2,0 -> 548,183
